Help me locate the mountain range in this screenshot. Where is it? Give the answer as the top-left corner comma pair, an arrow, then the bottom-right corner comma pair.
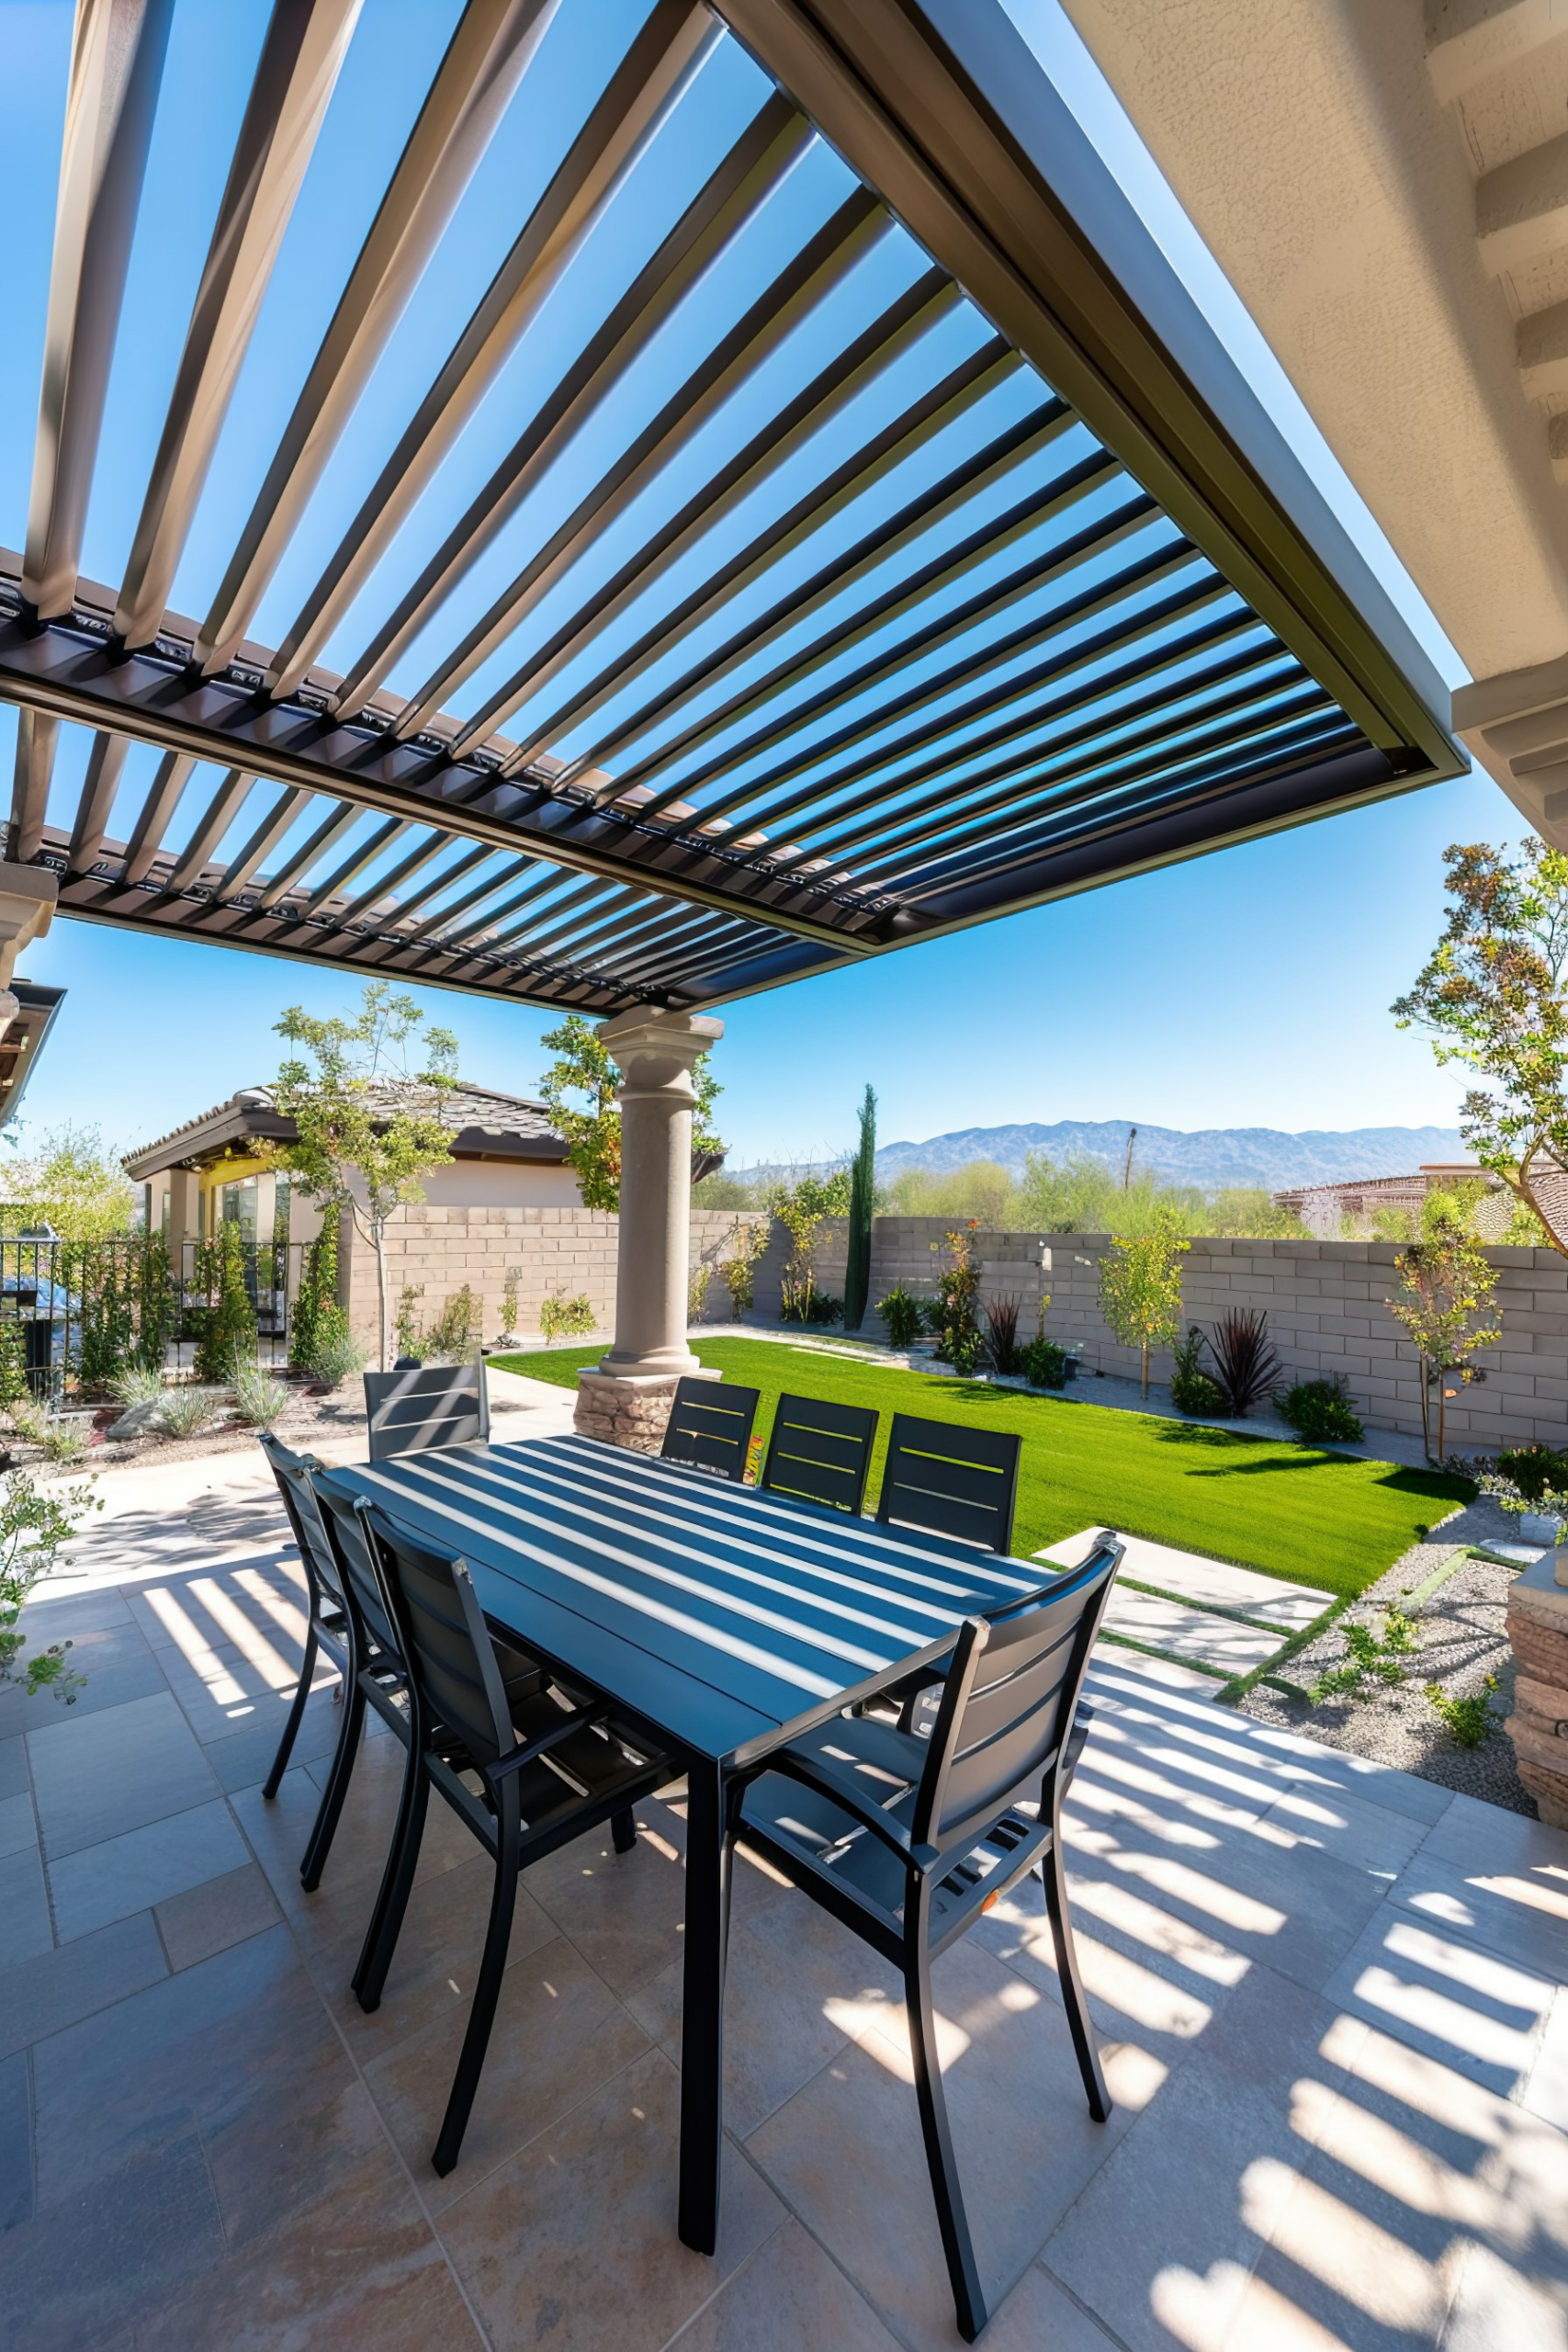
868,1120 -> 1467,1192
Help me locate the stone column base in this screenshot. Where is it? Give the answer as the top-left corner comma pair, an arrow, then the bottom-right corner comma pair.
574,1365 -> 721,1454
1505,1553 -> 1568,1826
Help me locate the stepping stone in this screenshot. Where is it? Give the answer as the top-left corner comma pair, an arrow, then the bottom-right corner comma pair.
1098,1588 -> 1284,1673
1040,1527 -> 1326,1631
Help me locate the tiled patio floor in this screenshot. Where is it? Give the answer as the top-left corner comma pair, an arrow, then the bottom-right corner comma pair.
3,1455 -> 1567,2350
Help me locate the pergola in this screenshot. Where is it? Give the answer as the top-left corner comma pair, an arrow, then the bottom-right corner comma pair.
0,0 -> 1463,1429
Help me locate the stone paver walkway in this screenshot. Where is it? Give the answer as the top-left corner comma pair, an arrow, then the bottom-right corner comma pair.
1,1443 -> 1565,2348
1040,1526 -> 1333,1678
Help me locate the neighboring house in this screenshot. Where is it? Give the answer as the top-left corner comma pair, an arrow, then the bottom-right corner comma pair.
123,1082 -> 581,1258
0,979 -> 64,1127
1275,1161 -> 1512,1238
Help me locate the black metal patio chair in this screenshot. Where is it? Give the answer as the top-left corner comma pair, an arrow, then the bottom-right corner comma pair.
660,1375 -> 760,1481
876,1411 -> 1021,1554
365,1359 -> 489,1461
760,1392 -> 878,1515
257,1431 -> 348,1800
734,1539 -> 1122,2343
345,1495 -> 675,2177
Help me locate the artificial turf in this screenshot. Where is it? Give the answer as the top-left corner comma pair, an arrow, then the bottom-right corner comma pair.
490,1338 -> 1473,1600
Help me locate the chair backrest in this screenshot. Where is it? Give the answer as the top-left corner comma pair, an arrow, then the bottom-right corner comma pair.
312,1475 -> 402,1659
876,1413 -> 1021,1554
761,1392 -> 878,1515
911,1544 -> 1121,1851
364,1360 -> 489,1462
257,1431 -> 343,1613
358,1498 -> 513,1768
660,1376 -> 760,1481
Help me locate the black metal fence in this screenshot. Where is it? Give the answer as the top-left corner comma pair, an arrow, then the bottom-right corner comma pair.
0,1234 -> 310,1397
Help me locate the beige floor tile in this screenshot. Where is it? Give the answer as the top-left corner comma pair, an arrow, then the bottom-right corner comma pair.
665,2219 -> 900,2351
746,1951 -> 1144,2352
437,2047 -> 782,2352
1320,1904 -> 1559,2096
626,1885 -> 900,2137
365,1930 -> 650,2208
1043,1963 -> 1369,2352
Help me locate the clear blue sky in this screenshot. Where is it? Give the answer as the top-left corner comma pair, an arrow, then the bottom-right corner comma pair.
0,0 -> 1512,1168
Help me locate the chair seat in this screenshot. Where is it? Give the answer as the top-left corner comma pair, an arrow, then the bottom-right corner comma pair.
739,1699 -> 1096,1945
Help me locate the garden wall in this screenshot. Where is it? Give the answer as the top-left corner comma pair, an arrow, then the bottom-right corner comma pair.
853,1220 -> 1568,1453
341,1205 -> 771,1353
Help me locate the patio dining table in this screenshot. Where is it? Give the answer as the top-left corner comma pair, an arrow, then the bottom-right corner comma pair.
318,1429 -> 1043,2255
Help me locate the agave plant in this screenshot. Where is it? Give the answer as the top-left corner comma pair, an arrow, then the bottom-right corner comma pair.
1205,1309 -> 1283,1416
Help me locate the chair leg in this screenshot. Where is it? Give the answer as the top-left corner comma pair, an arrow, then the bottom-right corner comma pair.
299,1677 -> 366,1893
906,1955 -> 987,2344
354,1737 -> 429,2010
263,1625 -> 321,1800
610,1805 -> 637,1855
433,1794 -> 521,2178
1043,1832 -> 1111,2122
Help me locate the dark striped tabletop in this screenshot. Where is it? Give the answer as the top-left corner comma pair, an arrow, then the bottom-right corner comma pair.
320,1431 -> 1043,1765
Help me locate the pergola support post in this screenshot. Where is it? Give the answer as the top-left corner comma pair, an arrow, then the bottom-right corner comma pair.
575,1007 -> 724,1453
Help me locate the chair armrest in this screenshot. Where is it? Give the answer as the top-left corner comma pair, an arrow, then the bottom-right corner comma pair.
1064,1700 -> 1094,1783
487,1703 -> 603,1786
754,1744 -> 923,1866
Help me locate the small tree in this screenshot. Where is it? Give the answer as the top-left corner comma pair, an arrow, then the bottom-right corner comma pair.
929,1223 -> 983,1374
539,1012 -> 724,1211
1098,1207 -> 1189,1395
1393,838 -> 1568,1253
844,1085 -> 877,1329
771,1170 -> 852,1322
0,1123 -> 135,1239
717,1217 -> 769,1317
271,984 -> 458,1372
1388,1187 -> 1502,1462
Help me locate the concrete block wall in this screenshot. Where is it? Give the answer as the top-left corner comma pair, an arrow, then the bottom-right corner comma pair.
342,1204 -> 771,1351
856,1221 -> 1568,1452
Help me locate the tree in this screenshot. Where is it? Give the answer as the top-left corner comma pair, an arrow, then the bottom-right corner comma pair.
270,984 -> 458,1372
538,1012 -> 725,1212
771,1170 -> 852,1321
0,1123 -> 134,1239
1393,838 -> 1568,1256
844,1086 -> 877,1329
1098,1207 -> 1189,1395
1388,1185 -> 1502,1462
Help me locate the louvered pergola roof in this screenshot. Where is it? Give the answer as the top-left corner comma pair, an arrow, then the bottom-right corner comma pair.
0,0 -> 1463,1019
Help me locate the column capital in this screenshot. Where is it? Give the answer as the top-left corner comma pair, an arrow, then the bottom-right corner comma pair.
597,1008 -> 724,1076
0,862 -> 56,980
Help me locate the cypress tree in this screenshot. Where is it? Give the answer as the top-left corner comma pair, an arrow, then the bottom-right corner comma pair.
844,1084 -> 877,1329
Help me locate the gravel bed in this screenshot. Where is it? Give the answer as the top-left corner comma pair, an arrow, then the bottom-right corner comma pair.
1235,1496 -> 1531,1814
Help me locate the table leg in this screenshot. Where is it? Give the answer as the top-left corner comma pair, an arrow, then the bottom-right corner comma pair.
678,1754 -> 731,2254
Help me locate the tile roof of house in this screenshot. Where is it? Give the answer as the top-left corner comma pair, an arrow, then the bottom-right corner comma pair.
123,1080 -> 567,1177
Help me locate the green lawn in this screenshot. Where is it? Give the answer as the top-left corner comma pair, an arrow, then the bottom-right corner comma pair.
491,1339 -> 1472,1600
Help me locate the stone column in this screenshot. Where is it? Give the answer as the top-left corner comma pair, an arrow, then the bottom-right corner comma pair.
1506,1548 -> 1568,1826
165,1168 -> 199,1272
0,863 -> 57,1046
574,1008 -> 724,1453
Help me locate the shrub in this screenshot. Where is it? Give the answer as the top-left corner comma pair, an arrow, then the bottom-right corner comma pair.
1277,1374 -> 1364,1444
193,1226 -> 257,1383
0,1466 -> 102,1702
539,1292 -> 596,1342
984,1294 -> 1024,1375
424,1285 -> 480,1363
303,1325 -> 367,1390
1494,1444 -> 1568,1505
1169,1325 -> 1225,1418
1204,1309 -> 1283,1416
290,1223 -> 345,1374
110,1366 -> 165,1410
930,1226 -> 982,1370
1426,1675 -> 1499,1747
231,1358 -> 290,1431
688,1261 -> 714,1323
1021,1335 -> 1069,1389
500,1268 -> 521,1340
0,1317 -> 29,1408
394,1283 -> 424,1360
717,1219 -> 769,1317
803,1291 -> 842,1326
159,1385 -> 223,1440
876,1288 -> 924,1349
9,1403 -> 87,1463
